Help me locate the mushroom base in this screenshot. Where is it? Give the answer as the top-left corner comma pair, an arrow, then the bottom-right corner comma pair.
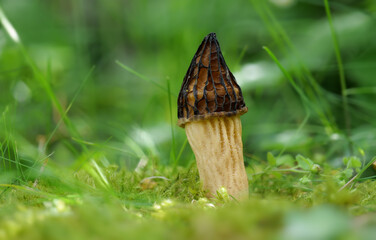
185,115 -> 249,199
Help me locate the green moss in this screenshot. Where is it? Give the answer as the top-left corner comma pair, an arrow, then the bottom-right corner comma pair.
1,164 -> 376,240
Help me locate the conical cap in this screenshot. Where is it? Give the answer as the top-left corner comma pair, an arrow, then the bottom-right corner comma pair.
177,33 -> 247,127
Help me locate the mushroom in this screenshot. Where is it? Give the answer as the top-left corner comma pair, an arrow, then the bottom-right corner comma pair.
177,33 -> 249,199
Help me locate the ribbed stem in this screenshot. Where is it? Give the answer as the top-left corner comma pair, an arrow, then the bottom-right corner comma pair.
185,115 -> 249,199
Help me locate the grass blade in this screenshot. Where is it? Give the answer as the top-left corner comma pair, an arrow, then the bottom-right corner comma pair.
116,60 -> 175,97
166,79 -> 177,169
324,0 -> 351,140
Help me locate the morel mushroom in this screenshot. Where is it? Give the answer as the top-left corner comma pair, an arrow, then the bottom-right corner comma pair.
177,33 -> 249,199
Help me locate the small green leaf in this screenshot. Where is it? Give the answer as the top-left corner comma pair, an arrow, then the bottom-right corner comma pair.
344,156 -> 361,169
299,175 -> 311,184
267,152 -> 276,166
343,157 -> 350,165
350,157 -> 362,168
276,154 -> 295,167
296,154 -> 314,171
342,168 -> 354,180
358,148 -> 365,157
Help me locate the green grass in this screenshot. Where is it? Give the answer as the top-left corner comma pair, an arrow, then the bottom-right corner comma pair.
1,0 -> 376,239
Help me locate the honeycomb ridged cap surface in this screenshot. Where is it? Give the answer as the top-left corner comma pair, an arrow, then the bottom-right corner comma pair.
177,33 -> 247,127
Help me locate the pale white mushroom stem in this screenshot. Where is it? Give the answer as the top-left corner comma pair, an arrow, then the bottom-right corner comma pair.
185,115 -> 249,199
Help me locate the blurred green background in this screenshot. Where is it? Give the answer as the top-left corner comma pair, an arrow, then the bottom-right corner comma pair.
1,0 -> 376,170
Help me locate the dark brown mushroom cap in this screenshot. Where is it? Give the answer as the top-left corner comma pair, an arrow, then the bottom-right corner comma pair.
177,33 -> 247,127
